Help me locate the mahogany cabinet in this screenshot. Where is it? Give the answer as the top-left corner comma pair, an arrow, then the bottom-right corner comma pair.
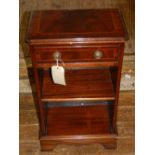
26,9 -> 128,151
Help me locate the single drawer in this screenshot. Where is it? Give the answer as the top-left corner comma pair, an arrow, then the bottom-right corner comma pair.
33,46 -> 120,63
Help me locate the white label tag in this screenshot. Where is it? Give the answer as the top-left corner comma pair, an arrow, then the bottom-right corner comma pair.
51,66 -> 66,86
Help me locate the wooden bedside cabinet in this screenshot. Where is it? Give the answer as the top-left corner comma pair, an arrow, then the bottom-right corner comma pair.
26,9 -> 128,151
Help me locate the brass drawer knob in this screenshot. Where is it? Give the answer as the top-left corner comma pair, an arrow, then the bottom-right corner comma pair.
53,51 -> 62,60
94,50 -> 103,59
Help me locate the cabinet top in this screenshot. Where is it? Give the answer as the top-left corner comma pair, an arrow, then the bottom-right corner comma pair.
26,9 -> 128,44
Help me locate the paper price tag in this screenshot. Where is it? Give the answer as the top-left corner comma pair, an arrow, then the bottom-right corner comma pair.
51,66 -> 66,86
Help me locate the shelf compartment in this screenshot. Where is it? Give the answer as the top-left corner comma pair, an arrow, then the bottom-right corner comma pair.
41,68 -> 115,102
46,104 -> 113,136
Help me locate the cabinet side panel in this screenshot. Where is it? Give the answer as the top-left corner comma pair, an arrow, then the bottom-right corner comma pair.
112,43 -> 125,129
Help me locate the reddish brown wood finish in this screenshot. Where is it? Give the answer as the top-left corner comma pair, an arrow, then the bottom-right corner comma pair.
34,46 -> 119,62
111,43 -> 125,131
27,9 -> 128,44
46,105 -> 112,136
29,46 -> 46,135
40,135 -> 117,151
41,68 -> 115,102
26,9 -> 128,151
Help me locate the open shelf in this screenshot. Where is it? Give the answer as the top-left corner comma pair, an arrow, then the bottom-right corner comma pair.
41,68 -> 115,102
45,104 -> 113,136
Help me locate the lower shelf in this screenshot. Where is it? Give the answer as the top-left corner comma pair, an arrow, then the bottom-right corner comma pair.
40,104 -> 117,150
45,104 -> 114,136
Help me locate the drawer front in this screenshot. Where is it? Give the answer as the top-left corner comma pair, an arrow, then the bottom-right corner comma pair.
33,46 -> 119,63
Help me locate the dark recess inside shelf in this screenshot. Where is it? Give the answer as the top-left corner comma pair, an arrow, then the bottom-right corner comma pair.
45,100 -> 113,107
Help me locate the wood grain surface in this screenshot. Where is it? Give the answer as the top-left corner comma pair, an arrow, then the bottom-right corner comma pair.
27,9 -> 128,43
46,105 -> 112,136
42,68 -> 115,101
20,91 -> 134,154
20,0 -> 134,154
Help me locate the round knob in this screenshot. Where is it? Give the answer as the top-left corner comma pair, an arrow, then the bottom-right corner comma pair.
94,50 -> 103,59
53,51 -> 62,60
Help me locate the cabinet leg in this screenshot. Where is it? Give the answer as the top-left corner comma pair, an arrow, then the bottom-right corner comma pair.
102,143 -> 117,149
40,141 -> 58,151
